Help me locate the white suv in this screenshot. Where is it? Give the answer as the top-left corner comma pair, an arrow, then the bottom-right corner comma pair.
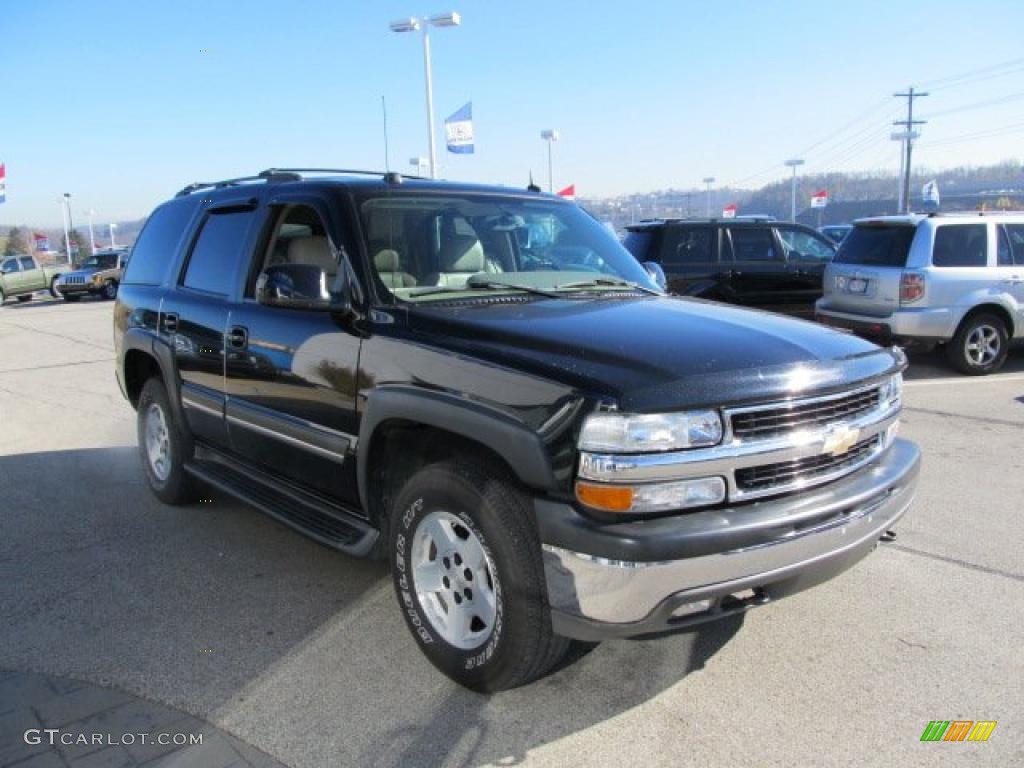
815,212 -> 1024,375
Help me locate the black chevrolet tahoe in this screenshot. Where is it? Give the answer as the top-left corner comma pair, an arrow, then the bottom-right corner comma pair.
114,169 -> 920,692
623,218 -> 836,318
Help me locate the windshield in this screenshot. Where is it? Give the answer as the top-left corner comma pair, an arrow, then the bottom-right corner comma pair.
82,253 -> 119,269
357,193 -> 660,301
834,225 -> 916,267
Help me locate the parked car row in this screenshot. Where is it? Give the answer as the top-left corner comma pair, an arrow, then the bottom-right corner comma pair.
0,248 -> 129,305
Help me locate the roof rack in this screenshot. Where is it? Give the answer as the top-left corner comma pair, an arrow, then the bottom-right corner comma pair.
175,167 -> 423,198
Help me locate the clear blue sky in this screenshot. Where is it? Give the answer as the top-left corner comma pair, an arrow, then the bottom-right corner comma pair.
4,0 -> 1023,226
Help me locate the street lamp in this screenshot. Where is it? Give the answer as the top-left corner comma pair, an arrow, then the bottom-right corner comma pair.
409,156 -> 429,176
702,177 -> 715,217
784,158 -> 805,222
109,222 -> 118,249
61,193 -> 73,265
83,209 -> 97,252
390,11 -> 462,180
540,129 -> 559,192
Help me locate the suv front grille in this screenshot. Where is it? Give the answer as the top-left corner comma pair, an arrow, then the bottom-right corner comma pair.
63,275 -> 86,284
735,435 -> 882,493
729,386 -> 881,440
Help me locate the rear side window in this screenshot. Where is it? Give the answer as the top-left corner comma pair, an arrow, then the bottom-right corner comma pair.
932,224 -> 987,268
729,227 -> 778,261
123,202 -> 197,286
665,227 -> 714,265
622,230 -> 655,261
999,224 -> 1024,266
835,226 -> 915,267
183,210 -> 256,295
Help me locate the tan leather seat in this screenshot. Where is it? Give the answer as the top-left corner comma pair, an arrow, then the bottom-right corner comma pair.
426,235 -> 501,287
374,249 -> 417,288
287,236 -> 337,278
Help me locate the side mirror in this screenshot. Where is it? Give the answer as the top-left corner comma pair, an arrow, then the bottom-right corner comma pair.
642,261 -> 668,292
255,263 -> 335,310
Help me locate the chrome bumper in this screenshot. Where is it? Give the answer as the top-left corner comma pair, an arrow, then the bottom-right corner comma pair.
543,439 -> 920,640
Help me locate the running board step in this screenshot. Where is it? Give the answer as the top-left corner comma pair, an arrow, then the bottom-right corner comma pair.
185,449 -> 377,557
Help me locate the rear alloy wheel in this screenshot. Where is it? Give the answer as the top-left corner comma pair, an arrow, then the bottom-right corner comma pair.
390,458 -> 569,692
50,278 -> 62,298
102,280 -> 118,300
947,313 -> 1008,375
137,377 -> 197,504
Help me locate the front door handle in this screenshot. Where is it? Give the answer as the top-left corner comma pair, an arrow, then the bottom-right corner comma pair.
162,313 -> 178,333
228,325 -> 248,349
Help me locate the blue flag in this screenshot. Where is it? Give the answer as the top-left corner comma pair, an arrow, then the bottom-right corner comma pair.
445,102 -> 474,154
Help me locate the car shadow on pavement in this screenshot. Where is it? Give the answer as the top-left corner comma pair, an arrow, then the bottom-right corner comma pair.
0,446 -> 743,768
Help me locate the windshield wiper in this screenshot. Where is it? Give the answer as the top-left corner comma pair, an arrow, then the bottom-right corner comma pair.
407,279 -> 561,299
554,277 -> 662,296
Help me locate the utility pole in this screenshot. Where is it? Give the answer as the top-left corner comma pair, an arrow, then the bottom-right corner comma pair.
894,87 -> 928,214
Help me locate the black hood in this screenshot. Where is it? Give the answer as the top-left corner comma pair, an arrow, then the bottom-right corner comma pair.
406,295 -> 901,411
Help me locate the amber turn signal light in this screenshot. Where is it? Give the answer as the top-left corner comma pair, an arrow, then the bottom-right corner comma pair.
575,481 -> 634,512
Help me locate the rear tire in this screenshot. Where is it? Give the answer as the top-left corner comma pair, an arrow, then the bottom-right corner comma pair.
947,312 -> 1008,375
389,458 -> 569,692
137,377 -> 197,505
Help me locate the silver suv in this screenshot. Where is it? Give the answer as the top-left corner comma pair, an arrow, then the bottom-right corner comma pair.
816,213 -> 1024,375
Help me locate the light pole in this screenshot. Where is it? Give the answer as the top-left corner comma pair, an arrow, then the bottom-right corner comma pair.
702,177 -> 715,217
409,156 -> 429,176
59,196 -> 72,265
83,209 -> 97,252
109,222 -> 118,249
390,12 -> 461,180
540,129 -> 559,192
784,158 -> 805,222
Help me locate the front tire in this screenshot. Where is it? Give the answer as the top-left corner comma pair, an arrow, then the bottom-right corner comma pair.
50,278 -> 62,298
137,377 -> 197,505
947,313 -> 1008,375
102,280 -> 118,300
390,458 -> 569,692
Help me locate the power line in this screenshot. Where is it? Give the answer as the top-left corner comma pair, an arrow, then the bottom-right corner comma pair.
919,56 -> 1024,91
920,90 -> 1024,119
917,120 -> 1024,148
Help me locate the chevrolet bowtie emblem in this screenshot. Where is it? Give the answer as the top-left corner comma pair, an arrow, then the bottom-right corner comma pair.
822,425 -> 860,457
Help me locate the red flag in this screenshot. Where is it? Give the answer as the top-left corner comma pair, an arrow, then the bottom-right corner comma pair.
722,203 -> 737,219
557,184 -> 575,200
811,190 -> 828,208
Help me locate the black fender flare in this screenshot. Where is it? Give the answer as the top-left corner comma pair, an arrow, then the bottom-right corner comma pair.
121,327 -> 186,429
356,385 -> 559,513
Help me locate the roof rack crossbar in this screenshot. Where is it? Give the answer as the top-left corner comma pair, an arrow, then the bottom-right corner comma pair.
175,172 -> 302,198
259,167 -> 426,180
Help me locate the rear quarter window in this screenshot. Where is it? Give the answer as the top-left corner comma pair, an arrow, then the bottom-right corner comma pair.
122,201 -> 198,286
835,226 -> 915,267
931,224 -> 988,268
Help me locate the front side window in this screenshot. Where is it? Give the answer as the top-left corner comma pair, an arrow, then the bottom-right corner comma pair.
932,224 -> 988,268
249,204 -> 337,296
357,194 -> 658,301
183,210 -> 255,295
18,256 -> 36,270
776,228 -> 834,261
728,227 -> 778,262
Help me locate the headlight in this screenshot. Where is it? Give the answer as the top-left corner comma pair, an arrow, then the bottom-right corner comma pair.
579,410 -> 722,453
879,373 -> 902,410
91,274 -> 104,284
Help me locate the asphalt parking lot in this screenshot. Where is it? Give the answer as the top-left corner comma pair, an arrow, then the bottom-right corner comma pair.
1,296 -> 1022,767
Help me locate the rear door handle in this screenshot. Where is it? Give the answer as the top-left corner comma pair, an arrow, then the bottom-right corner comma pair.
162,313 -> 178,333
228,325 -> 248,349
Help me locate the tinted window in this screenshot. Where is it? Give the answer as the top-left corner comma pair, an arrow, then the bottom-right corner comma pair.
665,227 -> 714,264
183,210 -> 255,295
622,230 -> 655,260
123,202 -> 197,286
18,257 -> 36,270
1,258 -> 19,273
1001,224 -> 1024,266
729,227 -> 778,261
777,228 -> 834,261
835,226 -> 915,267
932,224 -> 987,268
